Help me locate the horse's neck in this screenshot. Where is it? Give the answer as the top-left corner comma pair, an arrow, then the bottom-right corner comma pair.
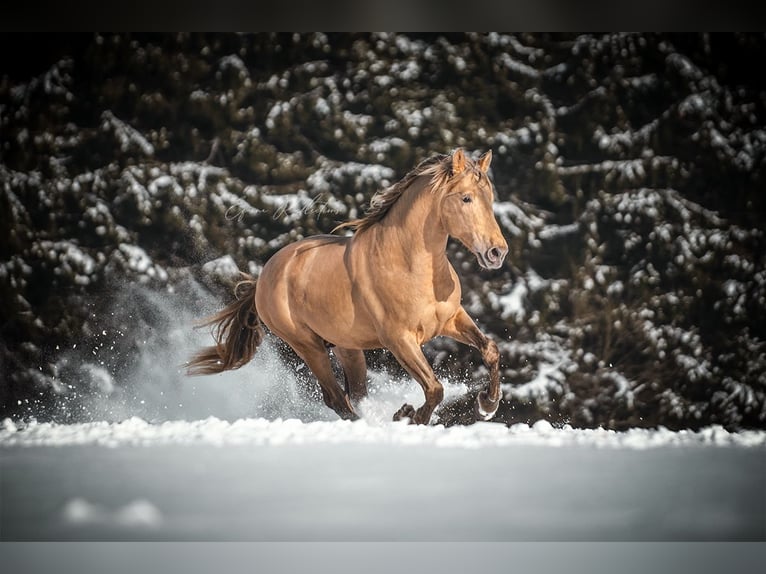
369,178 -> 450,275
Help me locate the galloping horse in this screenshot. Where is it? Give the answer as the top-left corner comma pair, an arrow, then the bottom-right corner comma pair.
187,148 -> 509,424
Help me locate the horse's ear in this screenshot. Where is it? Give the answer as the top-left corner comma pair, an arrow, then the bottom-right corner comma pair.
478,150 -> 492,173
452,148 -> 466,175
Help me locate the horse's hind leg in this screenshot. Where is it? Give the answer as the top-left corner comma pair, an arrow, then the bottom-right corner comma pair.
334,347 -> 367,404
289,338 -> 358,421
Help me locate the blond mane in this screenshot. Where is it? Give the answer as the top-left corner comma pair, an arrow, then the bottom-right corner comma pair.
334,153 -> 483,233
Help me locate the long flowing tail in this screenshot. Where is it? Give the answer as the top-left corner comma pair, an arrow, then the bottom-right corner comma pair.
186,274 -> 264,375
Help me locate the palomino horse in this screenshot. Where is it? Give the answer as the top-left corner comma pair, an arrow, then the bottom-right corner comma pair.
187,148 -> 509,424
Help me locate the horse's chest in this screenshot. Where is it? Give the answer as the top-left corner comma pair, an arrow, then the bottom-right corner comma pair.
410,272 -> 461,342
361,259 -> 461,343
434,297 -> 459,324
412,297 -> 459,344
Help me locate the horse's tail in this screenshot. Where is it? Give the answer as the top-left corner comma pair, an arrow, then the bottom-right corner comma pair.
186,273 -> 264,375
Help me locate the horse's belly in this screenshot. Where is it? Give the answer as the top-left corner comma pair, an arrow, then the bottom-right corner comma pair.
306,295 -> 382,349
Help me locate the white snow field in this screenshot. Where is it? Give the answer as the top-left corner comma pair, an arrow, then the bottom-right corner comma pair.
2,415 -> 764,541
2,289 -> 764,542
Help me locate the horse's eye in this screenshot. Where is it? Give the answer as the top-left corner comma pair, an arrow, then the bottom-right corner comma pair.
462,195 -> 473,204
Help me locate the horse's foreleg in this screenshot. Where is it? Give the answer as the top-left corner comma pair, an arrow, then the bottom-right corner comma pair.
385,336 -> 444,425
441,307 -> 502,421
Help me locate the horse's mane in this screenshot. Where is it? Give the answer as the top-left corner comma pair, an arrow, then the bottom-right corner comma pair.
333,153 -> 462,233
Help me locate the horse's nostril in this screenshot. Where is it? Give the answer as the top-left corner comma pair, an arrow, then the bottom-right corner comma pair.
478,246 -> 506,269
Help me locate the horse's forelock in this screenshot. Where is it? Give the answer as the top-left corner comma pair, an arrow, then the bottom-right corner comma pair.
425,156 -> 489,195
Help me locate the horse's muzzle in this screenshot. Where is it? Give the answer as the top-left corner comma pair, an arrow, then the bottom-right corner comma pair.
476,245 -> 508,270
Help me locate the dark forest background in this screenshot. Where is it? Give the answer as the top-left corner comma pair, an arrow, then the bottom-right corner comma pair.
1,33 -> 764,430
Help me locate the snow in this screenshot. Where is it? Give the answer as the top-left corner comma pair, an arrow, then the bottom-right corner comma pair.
218,55 -> 249,78
2,416 -> 763,541
497,52 -> 540,79
492,199 -> 545,237
2,280 -> 761,541
508,358 -> 566,403
594,120 -> 659,153
304,160 -> 394,206
80,363 -> 116,395
31,239 -> 96,285
114,243 -> 168,282
101,110 -> 155,156
4,416 -> 763,450
201,255 -> 240,283
61,497 -> 162,529
489,281 -> 528,321
538,221 -> 579,241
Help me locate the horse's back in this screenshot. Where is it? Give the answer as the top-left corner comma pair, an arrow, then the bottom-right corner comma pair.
257,234 -> 348,300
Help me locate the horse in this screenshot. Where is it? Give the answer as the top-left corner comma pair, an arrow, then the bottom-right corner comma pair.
186,148 -> 509,424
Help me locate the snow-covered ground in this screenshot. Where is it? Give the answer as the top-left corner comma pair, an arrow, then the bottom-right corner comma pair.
2,286 -> 764,541
2,415 -> 764,541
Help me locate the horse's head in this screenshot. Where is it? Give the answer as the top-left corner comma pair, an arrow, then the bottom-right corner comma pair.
439,149 -> 508,270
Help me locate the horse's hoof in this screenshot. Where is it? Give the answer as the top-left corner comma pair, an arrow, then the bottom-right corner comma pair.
475,391 -> 499,421
393,403 -> 417,423
340,395 -> 359,421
